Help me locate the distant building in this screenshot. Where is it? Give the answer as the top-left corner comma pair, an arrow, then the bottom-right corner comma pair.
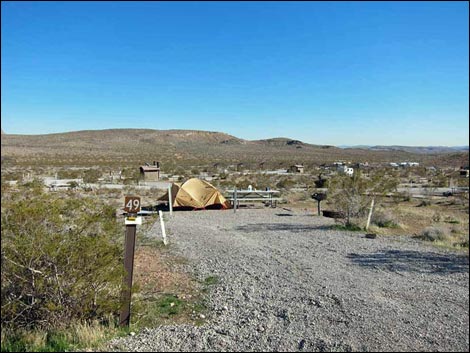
140,161 -> 161,182
399,162 -> 420,167
337,165 -> 354,176
288,164 -> 304,173
460,166 -> 469,178
353,162 -> 369,169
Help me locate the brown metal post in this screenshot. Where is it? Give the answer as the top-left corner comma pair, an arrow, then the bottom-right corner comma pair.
119,224 -> 137,327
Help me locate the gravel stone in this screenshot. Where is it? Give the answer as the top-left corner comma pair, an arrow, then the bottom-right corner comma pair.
109,208 -> 469,352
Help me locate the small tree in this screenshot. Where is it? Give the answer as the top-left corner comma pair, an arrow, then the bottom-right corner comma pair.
327,170 -> 399,228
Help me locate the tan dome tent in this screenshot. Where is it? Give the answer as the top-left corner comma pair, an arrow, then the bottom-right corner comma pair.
159,178 -> 230,210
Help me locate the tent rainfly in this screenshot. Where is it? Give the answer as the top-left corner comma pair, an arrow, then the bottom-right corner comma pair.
159,178 -> 230,209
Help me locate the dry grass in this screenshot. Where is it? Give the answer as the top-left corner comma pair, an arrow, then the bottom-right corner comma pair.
133,246 -> 195,297
365,197 -> 469,251
130,241 -> 209,329
0,320 -> 124,352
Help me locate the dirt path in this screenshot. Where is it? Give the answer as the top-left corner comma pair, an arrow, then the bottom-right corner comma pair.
110,208 -> 469,352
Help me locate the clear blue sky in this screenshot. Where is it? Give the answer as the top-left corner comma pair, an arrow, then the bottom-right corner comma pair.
1,1 -> 469,146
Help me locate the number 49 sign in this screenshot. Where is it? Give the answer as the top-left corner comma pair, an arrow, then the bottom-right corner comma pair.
124,196 -> 141,214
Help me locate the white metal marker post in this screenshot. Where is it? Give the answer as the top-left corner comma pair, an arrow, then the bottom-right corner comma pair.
365,197 -> 375,231
159,210 -> 168,245
168,185 -> 173,216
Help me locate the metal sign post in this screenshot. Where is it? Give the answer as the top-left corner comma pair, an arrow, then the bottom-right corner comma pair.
120,196 -> 141,327
311,193 -> 327,216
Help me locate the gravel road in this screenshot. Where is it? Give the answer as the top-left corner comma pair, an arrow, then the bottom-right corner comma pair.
110,208 -> 469,352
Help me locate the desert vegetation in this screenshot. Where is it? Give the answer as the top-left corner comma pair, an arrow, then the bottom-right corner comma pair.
0,179 -> 209,351
1,129 -> 468,350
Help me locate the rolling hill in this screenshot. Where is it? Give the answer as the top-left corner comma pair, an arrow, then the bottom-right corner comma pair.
1,129 -> 468,168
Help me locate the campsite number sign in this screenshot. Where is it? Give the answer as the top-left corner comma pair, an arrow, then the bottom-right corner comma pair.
124,196 -> 141,214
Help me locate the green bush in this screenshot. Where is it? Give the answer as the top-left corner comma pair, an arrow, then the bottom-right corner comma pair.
331,223 -> 363,232
1,188 -> 124,331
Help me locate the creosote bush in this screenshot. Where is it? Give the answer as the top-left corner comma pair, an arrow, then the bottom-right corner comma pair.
1,185 -> 125,331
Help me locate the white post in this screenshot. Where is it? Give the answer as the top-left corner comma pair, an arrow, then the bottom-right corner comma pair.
168,185 -> 173,216
365,197 -> 375,231
233,189 -> 237,213
159,210 -> 168,245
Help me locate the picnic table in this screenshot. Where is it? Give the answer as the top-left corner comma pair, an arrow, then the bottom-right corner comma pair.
225,189 -> 281,208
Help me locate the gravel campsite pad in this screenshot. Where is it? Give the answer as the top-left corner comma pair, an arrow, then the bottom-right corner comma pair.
110,208 -> 469,352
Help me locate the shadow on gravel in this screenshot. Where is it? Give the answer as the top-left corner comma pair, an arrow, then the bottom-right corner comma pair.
235,223 -> 332,233
347,250 -> 469,274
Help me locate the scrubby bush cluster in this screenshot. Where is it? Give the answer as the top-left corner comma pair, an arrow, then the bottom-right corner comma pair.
1,183 -> 124,331
418,227 -> 450,242
371,210 -> 399,228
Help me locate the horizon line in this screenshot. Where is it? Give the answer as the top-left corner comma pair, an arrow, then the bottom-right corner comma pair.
1,127 -> 468,149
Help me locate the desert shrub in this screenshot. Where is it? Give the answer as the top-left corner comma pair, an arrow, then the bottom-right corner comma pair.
418,227 -> 450,242
57,169 -> 82,179
2,171 -> 24,182
399,191 -> 411,202
276,177 -> 295,189
123,178 -> 136,185
234,178 -> 257,190
314,178 -> 328,188
331,223 -> 363,231
1,188 -> 124,331
82,169 -> 102,183
417,199 -> 431,207
431,173 -> 448,187
327,173 -> 369,226
67,181 -> 79,189
458,235 -> 469,248
432,212 -> 441,223
371,210 -> 399,228
444,216 -> 460,224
